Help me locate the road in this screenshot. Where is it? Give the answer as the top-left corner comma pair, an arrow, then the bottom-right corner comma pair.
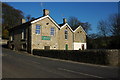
2,48 -> 119,79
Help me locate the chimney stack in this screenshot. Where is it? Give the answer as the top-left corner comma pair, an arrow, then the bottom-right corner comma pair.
22,19 -> 26,24
43,9 -> 50,16
63,18 -> 67,24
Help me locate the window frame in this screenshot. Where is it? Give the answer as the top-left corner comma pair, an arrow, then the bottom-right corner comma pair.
21,29 -> 26,40
22,29 -> 24,39
65,30 -> 68,40
10,32 -> 14,41
35,24 -> 41,34
10,36 -> 13,41
50,27 -> 55,36
22,43 -> 27,50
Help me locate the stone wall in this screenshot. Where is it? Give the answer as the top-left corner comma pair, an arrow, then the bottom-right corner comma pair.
8,24 -> 30,51
31,17 -> 59,50
74,27 -> 86,43
105,50 -> 119,66
59,25 -> 73,50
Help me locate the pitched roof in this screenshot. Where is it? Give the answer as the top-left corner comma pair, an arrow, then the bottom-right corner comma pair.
73,25 -> 87,35
60,23 -> 74,33
9,15 -> 61,31
31,15 -> 60,29
8,22 -> 31,31
8,16 -> 43,31
58,23 -> 65,27
71,26 -> 78,31
9,14 -> 86,35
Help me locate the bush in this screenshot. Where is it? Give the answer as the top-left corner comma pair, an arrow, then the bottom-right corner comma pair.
2,29 -> 9,39
33,49 -> 114,65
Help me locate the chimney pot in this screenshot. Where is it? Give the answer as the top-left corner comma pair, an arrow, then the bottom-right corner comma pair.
22,19 -> 26,24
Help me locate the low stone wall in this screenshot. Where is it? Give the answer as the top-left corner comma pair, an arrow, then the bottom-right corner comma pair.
33,49 -> 120,66
105,50 -> 119,66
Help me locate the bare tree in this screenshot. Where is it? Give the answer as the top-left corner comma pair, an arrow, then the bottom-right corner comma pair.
98,14 -> 120,37
108,14 -> 120,36
68,16 -> 91,33
97,20 -> 109,37
68,16 -> 80,28
25,15 -> 35,21
81,22 -> 91,33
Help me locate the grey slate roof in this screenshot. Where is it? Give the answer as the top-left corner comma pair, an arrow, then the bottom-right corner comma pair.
71,26 -> 78,31
8,16 -> 43,31
58,23 -> 65,27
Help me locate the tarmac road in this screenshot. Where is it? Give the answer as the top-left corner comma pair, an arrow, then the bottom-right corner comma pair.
2,48 -> 119,79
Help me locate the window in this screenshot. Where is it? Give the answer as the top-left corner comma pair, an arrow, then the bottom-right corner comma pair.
10,36 -> 12,41
36,24 -> 40,34
22,43 -> 27,50
46,23 -> 49,25
11,44 -> 15,50
50,27 -> 55,36
65,30 -> 68,39
22,29 -> 26,39
10,35 -> 13,41
10,32 -> 14,41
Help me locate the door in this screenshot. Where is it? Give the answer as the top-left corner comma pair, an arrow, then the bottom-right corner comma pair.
65,44 -> 68,50
82,44 -> 84,50
11,44 -> 15,50
44,46 -> 50,50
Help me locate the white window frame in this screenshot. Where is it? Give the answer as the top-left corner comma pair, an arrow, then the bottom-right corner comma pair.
22,30 -> 24,39
50,27 -> 55,36
35,24 -> 41,34
10,36 -> 13,41
22,29 -> 26,40
10,32 -> 14,41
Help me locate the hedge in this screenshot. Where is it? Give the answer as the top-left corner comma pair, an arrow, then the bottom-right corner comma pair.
33,49 -> 119,66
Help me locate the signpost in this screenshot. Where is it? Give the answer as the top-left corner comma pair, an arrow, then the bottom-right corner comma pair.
42,36 -> 51,40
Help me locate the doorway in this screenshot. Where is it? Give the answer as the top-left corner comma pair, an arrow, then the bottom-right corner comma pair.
65,44 -> 68,50
82,44 -> 84,50
11,44 -> 15,50
44,46 -> 50,50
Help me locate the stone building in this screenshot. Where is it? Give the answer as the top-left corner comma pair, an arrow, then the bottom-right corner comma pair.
8,9 -> 87,53
73,26 -> 87,50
